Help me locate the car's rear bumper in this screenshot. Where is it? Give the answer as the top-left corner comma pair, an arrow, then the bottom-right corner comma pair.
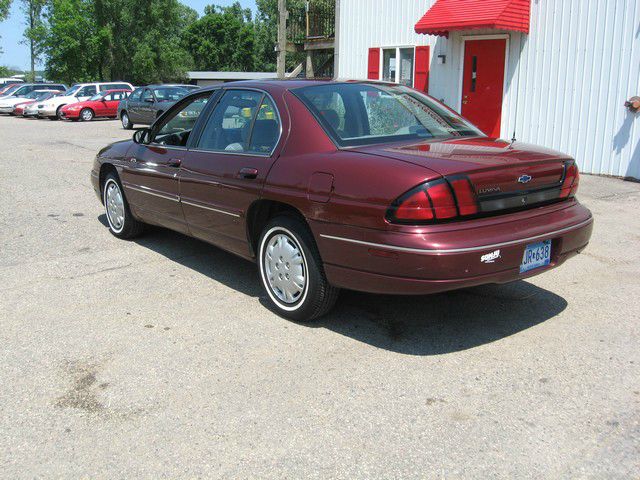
311,200 -> 593,295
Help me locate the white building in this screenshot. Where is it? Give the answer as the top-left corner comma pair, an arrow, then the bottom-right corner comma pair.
335,0 -> 640,180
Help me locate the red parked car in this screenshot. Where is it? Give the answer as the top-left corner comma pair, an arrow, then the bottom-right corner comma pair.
90,81 -> 593,321
60,89 -> 131,121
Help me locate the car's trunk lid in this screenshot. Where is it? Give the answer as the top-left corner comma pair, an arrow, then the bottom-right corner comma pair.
350,137 -> 573,214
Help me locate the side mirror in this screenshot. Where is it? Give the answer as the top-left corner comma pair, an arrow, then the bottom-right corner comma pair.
133,128 -> 152,145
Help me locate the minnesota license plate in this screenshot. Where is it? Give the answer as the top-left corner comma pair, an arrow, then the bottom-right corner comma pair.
520,240 -> 552,273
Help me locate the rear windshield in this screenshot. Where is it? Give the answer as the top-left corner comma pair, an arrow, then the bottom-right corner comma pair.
293,83 -> 483,147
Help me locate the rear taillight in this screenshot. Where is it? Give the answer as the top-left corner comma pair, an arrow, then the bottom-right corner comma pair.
387,177 -> 478,224
560,162 -> 580,198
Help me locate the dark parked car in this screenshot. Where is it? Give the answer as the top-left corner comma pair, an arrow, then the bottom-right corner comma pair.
91,80 -> 593,321
117,85 -> 197,129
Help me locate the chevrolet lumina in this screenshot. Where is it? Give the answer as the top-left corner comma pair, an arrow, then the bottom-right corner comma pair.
90,81 -> 593,321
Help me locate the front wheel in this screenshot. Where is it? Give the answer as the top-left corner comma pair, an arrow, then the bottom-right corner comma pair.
258,215 -> 339,322
80,108 -> 94,121
121,111 -> 133,129
102,173 -> 144,239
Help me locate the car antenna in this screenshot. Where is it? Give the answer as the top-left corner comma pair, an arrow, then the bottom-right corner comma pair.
510,34 -> 525,149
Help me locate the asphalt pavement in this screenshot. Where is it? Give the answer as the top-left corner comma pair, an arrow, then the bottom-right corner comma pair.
0,115 -> 638,478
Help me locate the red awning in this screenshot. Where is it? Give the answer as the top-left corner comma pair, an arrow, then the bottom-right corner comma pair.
414,0 -> 530,37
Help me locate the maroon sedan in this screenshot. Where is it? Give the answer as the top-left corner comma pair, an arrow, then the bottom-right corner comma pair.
90,81 -> 593,321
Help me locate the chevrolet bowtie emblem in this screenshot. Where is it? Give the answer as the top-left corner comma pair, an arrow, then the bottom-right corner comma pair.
517,174 -> 532,184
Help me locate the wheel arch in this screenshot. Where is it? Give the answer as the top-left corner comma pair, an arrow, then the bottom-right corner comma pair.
246,199 -> 307,257
98,163 -> 118,203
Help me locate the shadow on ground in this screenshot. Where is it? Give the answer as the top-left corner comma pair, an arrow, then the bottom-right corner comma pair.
101,215 -> 568,356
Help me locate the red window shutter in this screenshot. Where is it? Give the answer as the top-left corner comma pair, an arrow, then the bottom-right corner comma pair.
414,46 -> 430,92
367,48 -> 380,80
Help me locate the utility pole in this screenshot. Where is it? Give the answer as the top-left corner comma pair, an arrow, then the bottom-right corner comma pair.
277,0 -> 288,79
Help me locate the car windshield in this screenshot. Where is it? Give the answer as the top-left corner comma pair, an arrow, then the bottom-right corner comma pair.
153,87 -> 188,101
3,85 -> 22,95
63,85 -> 81,96
25,90 -> 48,99
294,83 -> 483,147
36,92 -> 56,101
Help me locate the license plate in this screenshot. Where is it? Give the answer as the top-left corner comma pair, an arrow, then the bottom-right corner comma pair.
520,240 -> 551,273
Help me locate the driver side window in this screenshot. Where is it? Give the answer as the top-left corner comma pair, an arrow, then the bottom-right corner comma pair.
142,89 -> 154,102
153,92 -> 212,147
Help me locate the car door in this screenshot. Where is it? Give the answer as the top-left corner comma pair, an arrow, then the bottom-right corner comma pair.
120,91 -> 214,233
179,88 -> 284,257
126,88 -> 143,122
104,91 -> 123,117
141,88 -> 156,124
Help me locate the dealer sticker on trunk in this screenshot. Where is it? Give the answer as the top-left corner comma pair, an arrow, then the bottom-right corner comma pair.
520,240 -> 552,273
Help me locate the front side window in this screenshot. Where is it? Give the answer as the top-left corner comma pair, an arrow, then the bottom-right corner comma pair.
294,83 -> 482,147
153,87 -> 188,102
153,92 -> 211,147
195,89 -> 279,155
77,85 -> 97,97
128,88 -> 143,102
142,89 -> 154,102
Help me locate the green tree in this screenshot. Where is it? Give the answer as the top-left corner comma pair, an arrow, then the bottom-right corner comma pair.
0,0 -> 11,53
21,0 -> 47,80
43,0 -> 98,83
182,2 -> 255,72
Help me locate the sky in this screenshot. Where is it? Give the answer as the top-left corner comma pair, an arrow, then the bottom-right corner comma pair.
0,0 -> 257,71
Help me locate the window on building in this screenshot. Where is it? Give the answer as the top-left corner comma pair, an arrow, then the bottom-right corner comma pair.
382,49 -> 396,82
399,48 -> 414,87
380,47 -> 416,88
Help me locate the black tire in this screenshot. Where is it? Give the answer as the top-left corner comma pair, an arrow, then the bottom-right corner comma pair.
121,111 -> 133,129
55,105 -> 65,120
102,172 -> 144,239
80,108 -> 94,121
258,215 -> 339,322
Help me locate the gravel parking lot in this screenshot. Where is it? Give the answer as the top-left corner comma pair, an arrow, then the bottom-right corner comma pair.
1,115 -> 639,478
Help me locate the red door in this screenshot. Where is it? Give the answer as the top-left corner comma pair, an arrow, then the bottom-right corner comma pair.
461,38 -> 506,138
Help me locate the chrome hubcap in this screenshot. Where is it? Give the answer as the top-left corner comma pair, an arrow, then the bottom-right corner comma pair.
105,182 -> 125,230
263,233 -> 306,304
122,114 -> 128,126
82,109 -> 92,120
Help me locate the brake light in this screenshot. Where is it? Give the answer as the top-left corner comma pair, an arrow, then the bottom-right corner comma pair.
560,162 -> 579,198
387,177 -> 478,224
450,177 -> 479,216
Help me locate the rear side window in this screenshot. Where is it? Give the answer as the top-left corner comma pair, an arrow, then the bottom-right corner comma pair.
248,98 -> 280,154
196,89 -> 280,155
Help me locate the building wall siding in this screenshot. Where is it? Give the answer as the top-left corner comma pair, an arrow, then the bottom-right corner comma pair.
336,0 -> 640,179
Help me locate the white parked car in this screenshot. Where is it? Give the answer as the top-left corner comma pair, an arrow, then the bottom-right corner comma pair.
37,81 -> 133,119
0,89 -> 61,114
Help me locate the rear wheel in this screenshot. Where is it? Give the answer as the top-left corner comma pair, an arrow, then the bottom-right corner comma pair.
102,173 -> 144,239
80,108 -> 94,121
55,105 -> 65,120
258,215 -> 339,322
121,111 -> 133,129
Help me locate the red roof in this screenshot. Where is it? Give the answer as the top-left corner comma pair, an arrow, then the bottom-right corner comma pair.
414,0 -> 530,37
